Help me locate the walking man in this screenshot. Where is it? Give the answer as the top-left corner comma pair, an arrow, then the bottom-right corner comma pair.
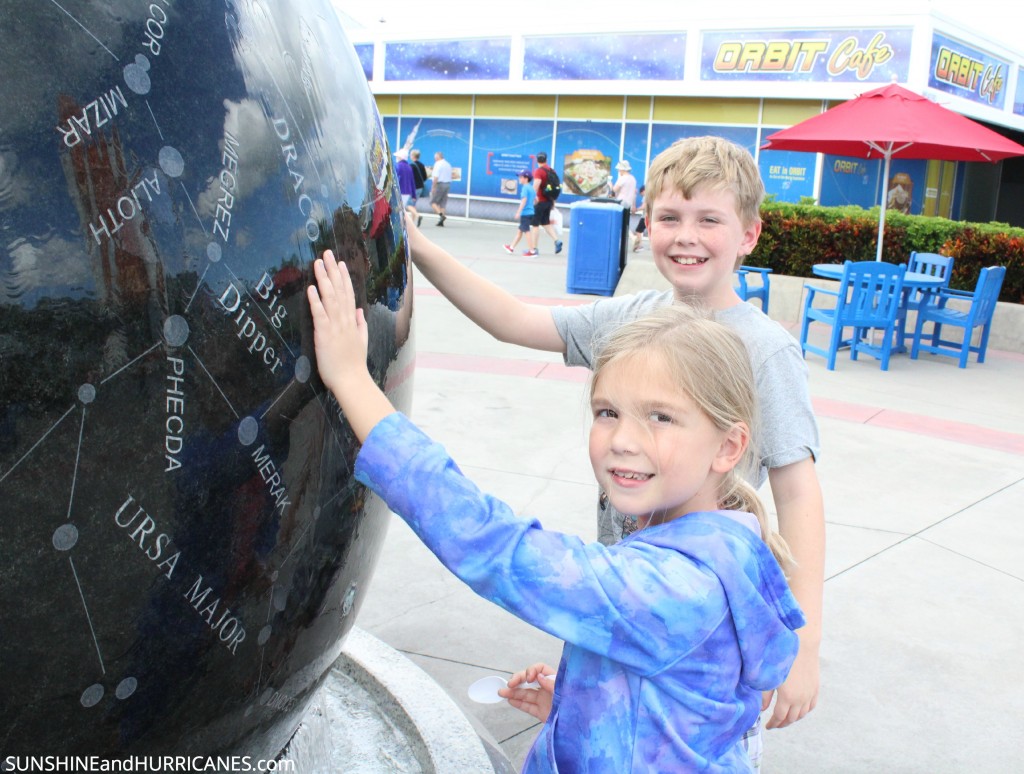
531,152 -> 563,254
430,151 -> 453,226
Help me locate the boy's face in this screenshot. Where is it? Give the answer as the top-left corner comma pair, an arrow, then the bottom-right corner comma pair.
648,186 -> 760,309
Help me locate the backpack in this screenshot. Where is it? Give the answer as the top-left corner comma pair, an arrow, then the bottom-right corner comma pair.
542,166 -> 562,200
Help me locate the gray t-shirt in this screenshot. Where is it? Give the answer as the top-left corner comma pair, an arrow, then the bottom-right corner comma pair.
551,290 -> 820,544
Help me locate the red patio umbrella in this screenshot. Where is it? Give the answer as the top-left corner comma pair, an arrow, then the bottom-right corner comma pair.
761,83 -> 1024,260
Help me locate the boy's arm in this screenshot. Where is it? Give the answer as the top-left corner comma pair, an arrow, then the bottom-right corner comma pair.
406,216 -> 566,353
763,457 -> 824,729
307,252 -> 396,442
514,194 -> 525,218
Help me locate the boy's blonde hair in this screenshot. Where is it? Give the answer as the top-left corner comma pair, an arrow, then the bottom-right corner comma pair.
644,136 -> 765,229
590,303 -> 793,570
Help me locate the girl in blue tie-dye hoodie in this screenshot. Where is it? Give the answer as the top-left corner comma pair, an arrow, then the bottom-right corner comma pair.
308,252 -> 805,773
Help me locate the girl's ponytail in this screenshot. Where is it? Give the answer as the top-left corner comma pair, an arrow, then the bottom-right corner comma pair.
719,471 -> 795,573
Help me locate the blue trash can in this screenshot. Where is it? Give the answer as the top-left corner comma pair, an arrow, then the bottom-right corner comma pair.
566,199 -> 629,295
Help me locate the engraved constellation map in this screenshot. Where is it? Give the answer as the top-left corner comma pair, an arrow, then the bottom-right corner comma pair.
0,0 -> 412,757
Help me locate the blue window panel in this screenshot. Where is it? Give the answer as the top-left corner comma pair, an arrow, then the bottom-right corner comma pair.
355,44 -> 374,80
649,125 -> 758,160
524,34 -> 686,81
385,39 -> 512,81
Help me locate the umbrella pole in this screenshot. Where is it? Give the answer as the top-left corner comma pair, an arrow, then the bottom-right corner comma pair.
876,153 -> 892,261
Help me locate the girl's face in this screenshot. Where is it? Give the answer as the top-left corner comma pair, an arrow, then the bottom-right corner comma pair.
648,186 -> 760,309
589,356 -> 743,528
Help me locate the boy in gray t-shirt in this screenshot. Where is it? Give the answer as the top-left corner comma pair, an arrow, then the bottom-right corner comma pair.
407,136 -> 824,754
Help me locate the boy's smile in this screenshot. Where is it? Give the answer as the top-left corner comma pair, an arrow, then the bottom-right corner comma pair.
648,187 -> 761,309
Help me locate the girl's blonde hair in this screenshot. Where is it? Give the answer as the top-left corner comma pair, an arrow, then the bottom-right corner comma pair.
590,303 -> 794,570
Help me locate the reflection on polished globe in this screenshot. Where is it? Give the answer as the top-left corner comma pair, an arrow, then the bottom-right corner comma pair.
0,0 -> 411,758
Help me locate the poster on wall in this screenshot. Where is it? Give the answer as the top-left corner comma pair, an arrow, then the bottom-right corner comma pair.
553,121 -> 624,202
563,149 -> 614,198
469,119 -> 554,198
818,155 -> 927,213
395,117 -> 471,193
887,160 -> 926,214
818,155 -> 879,209
758,147 -> 816,203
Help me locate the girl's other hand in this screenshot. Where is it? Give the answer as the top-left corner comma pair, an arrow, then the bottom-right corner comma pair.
499,663 -> 556,722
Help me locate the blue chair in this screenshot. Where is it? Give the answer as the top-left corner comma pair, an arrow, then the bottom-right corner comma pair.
735,266 -> 772,311
910,265 -> 1006,368
800,261 -> 907,371
896,252 -> 954,349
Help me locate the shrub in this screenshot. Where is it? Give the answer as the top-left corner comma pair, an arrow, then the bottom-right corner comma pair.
750,203 -> 1024,303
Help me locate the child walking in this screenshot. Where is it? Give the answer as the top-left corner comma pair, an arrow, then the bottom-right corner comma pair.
504,170 -> 538,255
404,136 -> 824,752
307,254 -> 804,772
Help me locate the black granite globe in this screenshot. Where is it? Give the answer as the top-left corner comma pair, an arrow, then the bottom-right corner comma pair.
0,0 -> 412,758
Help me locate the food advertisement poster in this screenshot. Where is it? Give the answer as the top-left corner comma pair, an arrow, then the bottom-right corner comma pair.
562,150 -> 613,197
551,121 -> 621,200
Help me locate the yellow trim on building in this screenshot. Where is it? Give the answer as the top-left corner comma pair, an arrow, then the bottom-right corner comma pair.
625,97 -> 654,121
374,95 -> 400,113
556,96 -> 626,119
652,98 -> 760,123
475,95 -> 557,117
762,100 -> 823,126
399,95 -> 474,115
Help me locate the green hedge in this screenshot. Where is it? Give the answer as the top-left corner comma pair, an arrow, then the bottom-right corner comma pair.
747,202 -> 1024,304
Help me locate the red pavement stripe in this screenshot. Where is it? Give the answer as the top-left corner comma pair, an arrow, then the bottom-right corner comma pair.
417,353 -> 1024,456
813,400 -> 1024,456
411,286 -> 1023,454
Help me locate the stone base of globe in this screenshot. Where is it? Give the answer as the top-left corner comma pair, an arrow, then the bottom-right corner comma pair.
279,628 -> 513,773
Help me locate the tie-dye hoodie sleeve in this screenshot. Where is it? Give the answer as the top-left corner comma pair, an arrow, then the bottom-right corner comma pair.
354,413 -> 802,679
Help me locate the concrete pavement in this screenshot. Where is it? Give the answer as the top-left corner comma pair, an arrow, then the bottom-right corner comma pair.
355,214 -> 1024,772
